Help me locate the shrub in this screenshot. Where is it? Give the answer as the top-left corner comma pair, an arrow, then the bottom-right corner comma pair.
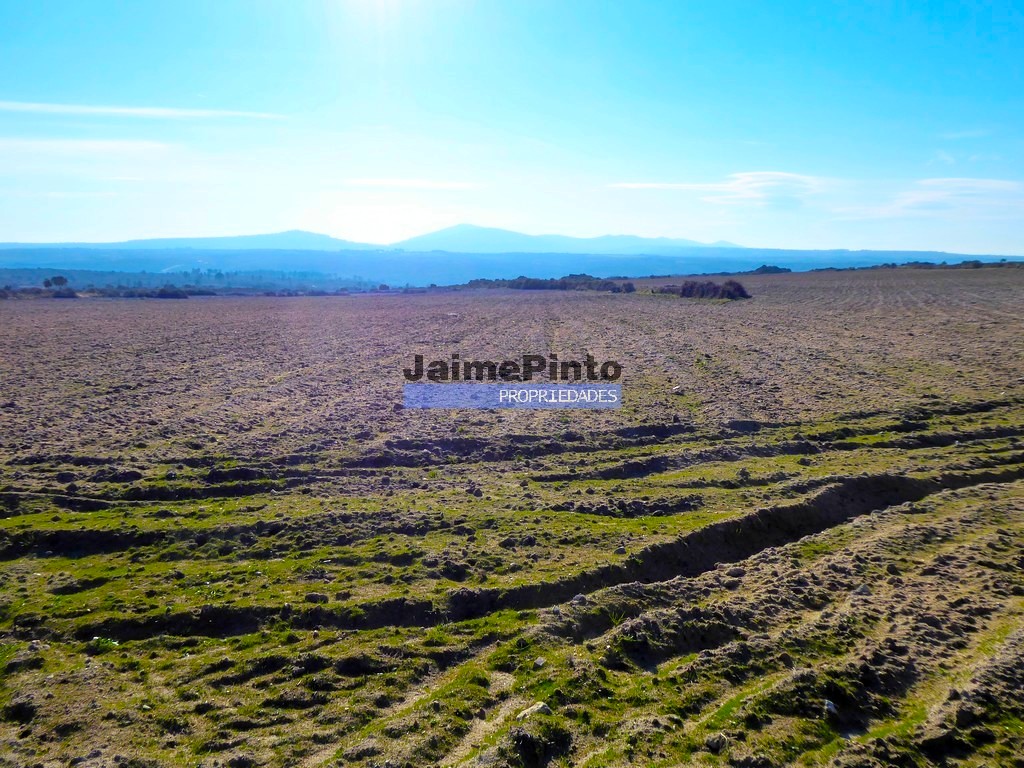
721,279 -> 751,299
85,636 -> 120,655
654,279 -> 751,300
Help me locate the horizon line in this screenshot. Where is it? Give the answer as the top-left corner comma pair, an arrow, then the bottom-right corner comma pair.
2,227 -> 1024,258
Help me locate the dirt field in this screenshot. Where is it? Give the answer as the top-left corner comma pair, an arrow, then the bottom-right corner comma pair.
1,267 -> 1023,767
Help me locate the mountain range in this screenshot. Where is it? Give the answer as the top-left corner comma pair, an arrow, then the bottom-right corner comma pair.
0,225 -> 1018,287
392,225 -> 740,254
0,224 -> 739,256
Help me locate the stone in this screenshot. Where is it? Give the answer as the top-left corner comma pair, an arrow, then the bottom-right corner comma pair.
705,732 -> 728,754
516,701 -> 552,720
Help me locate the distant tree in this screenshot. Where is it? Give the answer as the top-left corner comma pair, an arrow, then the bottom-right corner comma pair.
378,283 -> 390,291
43,279 -> 52,289
51,275 -> 68,287
155,285 -> 188,299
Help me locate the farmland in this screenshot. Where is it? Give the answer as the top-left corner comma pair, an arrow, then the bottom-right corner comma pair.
1,267 -> 1023,767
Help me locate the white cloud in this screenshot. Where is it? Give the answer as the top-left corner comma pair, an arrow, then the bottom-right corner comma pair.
0,137 -> 219,186
837,177 -> 1024,220
610,171 -> 826,207
343,177 -> 478,190
0,190 -> 119,199
0,100 -> 281,120
0,138 -> 171,156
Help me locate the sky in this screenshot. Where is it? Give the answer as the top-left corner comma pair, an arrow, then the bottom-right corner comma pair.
0,0 -> 1021,254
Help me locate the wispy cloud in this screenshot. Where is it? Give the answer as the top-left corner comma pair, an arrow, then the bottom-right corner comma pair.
614,171 -> 1024,225
939,128 -> 993,140
0,138 -> 173,159
838,177 -> 1024,220
344,178 -> 478,190
0,100 -> 281,120
0,190 -> 119,199
610,171 -> 826,208
0,138 -> 211,185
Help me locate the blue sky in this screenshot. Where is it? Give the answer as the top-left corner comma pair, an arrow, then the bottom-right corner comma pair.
0,0 -> 1021,253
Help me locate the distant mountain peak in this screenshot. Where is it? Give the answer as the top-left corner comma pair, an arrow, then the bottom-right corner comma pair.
392,224 -> 738,255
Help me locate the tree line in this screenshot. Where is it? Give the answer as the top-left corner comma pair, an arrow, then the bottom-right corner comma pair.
463,274 -> 636,292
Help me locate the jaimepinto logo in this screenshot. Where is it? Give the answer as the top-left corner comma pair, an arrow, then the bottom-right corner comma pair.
403,353 -> 621,382
402,353 -> 622,409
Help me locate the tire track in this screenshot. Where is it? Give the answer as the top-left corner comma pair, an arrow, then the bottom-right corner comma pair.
61,464 -> 1024,643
